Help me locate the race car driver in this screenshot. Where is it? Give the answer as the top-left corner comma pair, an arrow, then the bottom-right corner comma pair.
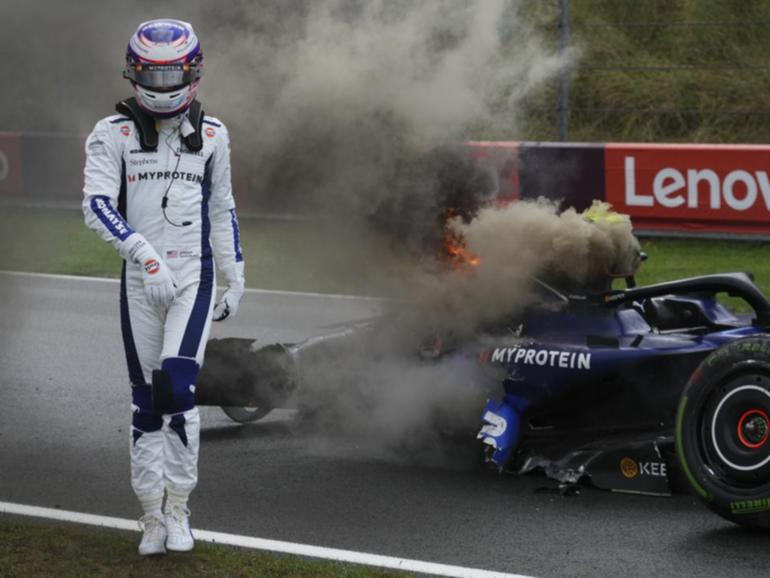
82,19 -> 244,555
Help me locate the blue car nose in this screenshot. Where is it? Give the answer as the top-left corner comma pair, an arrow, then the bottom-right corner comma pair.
478,394 -> 528,469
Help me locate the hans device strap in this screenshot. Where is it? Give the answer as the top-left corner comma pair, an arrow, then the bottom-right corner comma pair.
184,100 -> 204,152
114,97 -> 205,153
115,98 -> 157,151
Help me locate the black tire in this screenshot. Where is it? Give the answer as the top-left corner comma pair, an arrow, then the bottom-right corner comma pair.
221,406 -> 272,423
676,336 -> 770,529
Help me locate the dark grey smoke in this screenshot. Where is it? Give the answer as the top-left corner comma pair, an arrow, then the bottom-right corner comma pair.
201,0 -> 566,220
266,200 -> 641,465
2,1 -> 567,225
4,0 -> 580,463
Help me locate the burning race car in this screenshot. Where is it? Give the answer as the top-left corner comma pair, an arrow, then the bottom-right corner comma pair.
194,201 -> 770,529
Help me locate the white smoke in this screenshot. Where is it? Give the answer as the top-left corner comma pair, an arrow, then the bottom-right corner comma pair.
194,0 -> 585,462
202,0 -> 570,215
417,199 -> 642,335
2,0 -> 598,465
286,200 -> 641,464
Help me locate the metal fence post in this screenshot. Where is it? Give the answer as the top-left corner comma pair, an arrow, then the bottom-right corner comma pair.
558,0 -> 571,141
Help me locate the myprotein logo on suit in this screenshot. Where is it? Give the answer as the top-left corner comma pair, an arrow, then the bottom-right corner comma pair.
127,171 -> 203,184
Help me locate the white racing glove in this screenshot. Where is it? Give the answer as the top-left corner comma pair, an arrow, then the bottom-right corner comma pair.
122,234 -> 177,308
213,261 -> 245,322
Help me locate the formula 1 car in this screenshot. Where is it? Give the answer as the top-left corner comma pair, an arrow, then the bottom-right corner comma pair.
195,263 -> 770,529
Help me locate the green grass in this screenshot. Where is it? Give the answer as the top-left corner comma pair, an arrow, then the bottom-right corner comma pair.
637,238 -> 770,291
508,0 -> 770,144
0,207 -> 122,279
637,238 -> 770,311
0,207 -> 401,296
1,207 -> 769,300
0,516 -> 409,578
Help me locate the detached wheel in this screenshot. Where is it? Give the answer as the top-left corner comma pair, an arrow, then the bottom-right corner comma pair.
222,406 -> 271,423
676,337 -> 770,529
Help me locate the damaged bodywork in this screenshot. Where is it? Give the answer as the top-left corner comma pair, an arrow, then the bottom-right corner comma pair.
194,193 -> 770,528
196,268 -> 770,497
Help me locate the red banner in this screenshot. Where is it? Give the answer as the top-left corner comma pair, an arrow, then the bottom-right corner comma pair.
0,132 -> 23,198
605,143 -> 770,236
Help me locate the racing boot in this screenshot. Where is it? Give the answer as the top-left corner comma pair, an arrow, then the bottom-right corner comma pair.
138,514 -> 167,556
165,504 -> 194,552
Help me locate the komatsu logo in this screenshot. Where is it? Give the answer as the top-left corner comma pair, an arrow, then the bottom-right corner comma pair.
127,171 -> 203,184
490,347 -> 591,370
93,197 -> 130,238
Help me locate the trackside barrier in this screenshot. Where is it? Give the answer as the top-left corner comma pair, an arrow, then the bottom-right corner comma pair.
605,143 -> 770,237
2,133 -> 768,238
468,141 -> 770,238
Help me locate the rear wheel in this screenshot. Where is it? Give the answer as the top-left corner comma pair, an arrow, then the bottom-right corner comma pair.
676,337 -> 770,528
221,406 -> 272,423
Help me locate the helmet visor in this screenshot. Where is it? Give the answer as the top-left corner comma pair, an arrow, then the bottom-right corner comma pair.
125,63 -> 200,90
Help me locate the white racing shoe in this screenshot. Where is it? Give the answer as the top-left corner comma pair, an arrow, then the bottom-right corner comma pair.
165,505 -> 194,552
138,514 -> 167,556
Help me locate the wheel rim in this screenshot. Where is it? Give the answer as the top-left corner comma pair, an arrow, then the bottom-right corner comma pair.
737,408 -> 770,449
701,376 -> 770,485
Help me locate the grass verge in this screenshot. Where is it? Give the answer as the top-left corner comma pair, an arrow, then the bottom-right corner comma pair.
0,516 -> 409,578
0,207 -> 401,296
636,237 -> 769,294
1,206 -> 768,298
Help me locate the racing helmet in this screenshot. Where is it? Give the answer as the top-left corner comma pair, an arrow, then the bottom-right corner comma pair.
123,19 -> 203,118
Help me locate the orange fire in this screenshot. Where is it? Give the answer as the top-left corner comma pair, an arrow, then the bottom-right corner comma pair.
443,209 -> 480,270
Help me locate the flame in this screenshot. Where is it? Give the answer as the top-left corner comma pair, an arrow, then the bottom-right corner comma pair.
442,208 -> 480,270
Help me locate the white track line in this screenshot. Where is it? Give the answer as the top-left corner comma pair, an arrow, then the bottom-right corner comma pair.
0,501 -> 532,578
0,270 -> 390,302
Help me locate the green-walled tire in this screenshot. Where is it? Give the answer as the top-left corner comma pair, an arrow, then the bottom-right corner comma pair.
676,337 -> 770,529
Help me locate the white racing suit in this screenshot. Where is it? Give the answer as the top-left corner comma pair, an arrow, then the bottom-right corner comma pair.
83,109 -> 243,508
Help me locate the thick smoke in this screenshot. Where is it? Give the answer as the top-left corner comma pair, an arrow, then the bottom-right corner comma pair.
2,1 -> 565,222
2,0 -> 567,235
3,1 -> 607,464
282,201 -> 642,464
416,199 -> 642,335
291,336 -> 491,466
190,0 -> 588,462
201,0 -> 566,220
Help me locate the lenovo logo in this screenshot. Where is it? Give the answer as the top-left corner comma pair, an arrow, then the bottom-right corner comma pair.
605,144 -> 770,234
624,156 -> 770,212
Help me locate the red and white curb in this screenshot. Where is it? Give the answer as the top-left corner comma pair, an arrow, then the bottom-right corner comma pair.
0,501 -> 534,578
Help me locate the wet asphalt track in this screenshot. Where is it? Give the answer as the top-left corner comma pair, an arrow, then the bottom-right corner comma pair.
1,271 -> 769,577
